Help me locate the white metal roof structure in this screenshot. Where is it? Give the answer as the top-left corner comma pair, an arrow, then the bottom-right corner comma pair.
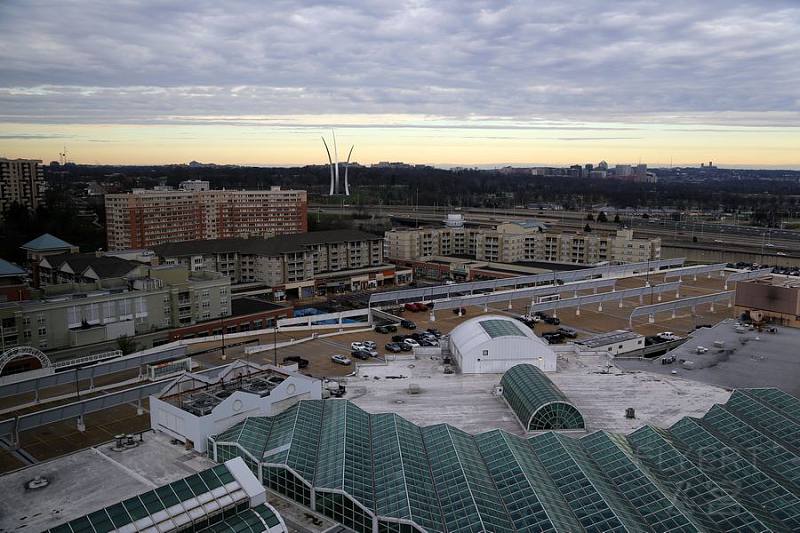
629,291 -> 735,327
448,315 -> 556,373
529,281 -> 682,314
663,263 -> 727,280
368,258 -> 686,305
724,268 -> 773,289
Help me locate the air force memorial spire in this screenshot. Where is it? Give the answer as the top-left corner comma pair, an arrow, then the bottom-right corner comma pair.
322,130 -> 354,196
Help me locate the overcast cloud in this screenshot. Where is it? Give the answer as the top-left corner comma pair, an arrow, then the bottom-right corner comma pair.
1,0 -> 799,128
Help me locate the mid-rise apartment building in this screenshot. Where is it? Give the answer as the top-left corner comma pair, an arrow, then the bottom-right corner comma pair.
153,230 -> 410,298
105,186 -> 308,250
386,223 -> 660,265
0,158 -> 46,215
0,265 -> 230,353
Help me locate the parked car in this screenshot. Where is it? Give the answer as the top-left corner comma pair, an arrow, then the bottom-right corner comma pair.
399,342 -> 413,352
413,302 -> 428,312
331,354 -> 352,365
657,331 -> 680,341
351,350 -> 371,360
350,341 -> 365,351
401,319 -> 417,329
543,316 -> 560,325
557,327 -> 578,338
385,342 -> 403,353
403,338 -> 420,348
282,356 -> 309,369
541,332 -> 563,344
426,328 -> 442,337
375,325 -> 394,334
404,303 -> 417,312
391,334 -> 406,343
362,340 -> 377,350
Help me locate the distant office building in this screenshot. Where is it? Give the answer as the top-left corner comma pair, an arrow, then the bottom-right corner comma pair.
615,164 -> 633,177
178,179 -> 210,191
386,224 -> 660,265
105,186 -> 308,250
597,160 -> 609,171
153,229 -> 410,298
0,158 -> 46,215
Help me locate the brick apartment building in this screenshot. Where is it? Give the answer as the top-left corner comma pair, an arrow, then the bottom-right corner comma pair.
105,186 -> 308,250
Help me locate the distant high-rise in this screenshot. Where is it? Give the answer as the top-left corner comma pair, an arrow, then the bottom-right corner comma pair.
0,158 -> 46,216
105,186 -> 307,250
597,160 -> 609,171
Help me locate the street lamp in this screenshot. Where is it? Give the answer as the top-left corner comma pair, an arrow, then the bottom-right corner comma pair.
273,322 -> 278,367
220,315 -> 226,360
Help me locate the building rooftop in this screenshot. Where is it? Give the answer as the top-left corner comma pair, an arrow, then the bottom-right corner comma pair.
159,365 -> 292,416
20,233 -> 75,252
208,388 -> 800,532
348,353 -> 731,435
152,230 -> 382,258
231,297 -> 289,317
574,330 -> 643,349
45,459 -> 285,533
617,319 -> 800,396
744,275 -> 800,288
42,252 -> 140,280
0,431 -> 215,532
0,258 -> 25,278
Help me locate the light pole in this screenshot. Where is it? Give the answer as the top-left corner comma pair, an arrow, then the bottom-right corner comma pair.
219,316 -> 226,360
273,322 -> 278,367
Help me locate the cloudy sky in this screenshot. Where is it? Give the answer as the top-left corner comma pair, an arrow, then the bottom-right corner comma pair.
1,0 -> 798,167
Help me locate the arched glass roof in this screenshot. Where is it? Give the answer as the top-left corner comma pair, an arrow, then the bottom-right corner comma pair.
500,364 -> 585,431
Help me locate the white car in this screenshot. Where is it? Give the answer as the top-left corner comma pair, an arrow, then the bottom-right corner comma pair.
350,342 -> 365,351
362,340 -> 377,350
403,338 -> 420,348
657,331 -> 680,341
331,354 -> 352,365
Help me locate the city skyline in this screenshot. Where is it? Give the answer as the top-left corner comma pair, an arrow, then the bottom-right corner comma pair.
1,1 -> 799,167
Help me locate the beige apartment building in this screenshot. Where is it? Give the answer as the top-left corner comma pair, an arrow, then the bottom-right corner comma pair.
153,229 -> 406,298
0,265 -> 230,353
386,223 -> 660,265
0,158 -> 46,215
105,186 -> 308,250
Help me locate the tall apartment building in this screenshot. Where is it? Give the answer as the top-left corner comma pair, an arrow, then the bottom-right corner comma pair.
386,223 -> 660,265
105,186 -> 308,250
0,158 -> 46,215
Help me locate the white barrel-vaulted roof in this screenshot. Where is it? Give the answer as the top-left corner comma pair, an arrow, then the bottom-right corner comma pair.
448,314 -> 557,373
